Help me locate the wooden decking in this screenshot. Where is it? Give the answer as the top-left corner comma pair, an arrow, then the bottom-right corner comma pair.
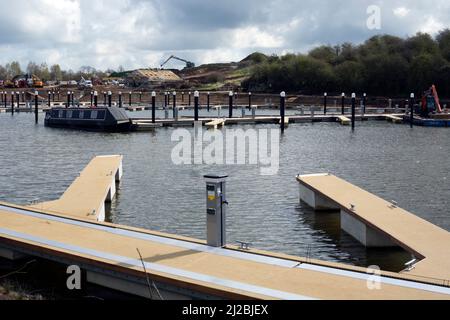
28,155 -> 122,221
0,201 -> 449,299
0,158 -> 449,299
297,174 -> 450,283
337,115 -> 351,125
206,118 -> 226,129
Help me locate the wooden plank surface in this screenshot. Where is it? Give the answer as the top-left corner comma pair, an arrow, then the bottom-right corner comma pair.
297,174 -> 450,282
0,203 -> 448,300
28,155 -> 122,221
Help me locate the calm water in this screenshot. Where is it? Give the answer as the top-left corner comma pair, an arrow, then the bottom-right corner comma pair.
0,110 -> 449,272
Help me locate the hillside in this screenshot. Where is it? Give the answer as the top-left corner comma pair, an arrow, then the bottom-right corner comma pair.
177,53 -> 268,90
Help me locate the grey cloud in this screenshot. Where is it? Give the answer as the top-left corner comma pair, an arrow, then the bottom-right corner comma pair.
0,0 -> 448,71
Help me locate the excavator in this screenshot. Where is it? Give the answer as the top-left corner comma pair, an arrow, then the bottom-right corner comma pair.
160,55 -> 195,69
420,85 -> 443,117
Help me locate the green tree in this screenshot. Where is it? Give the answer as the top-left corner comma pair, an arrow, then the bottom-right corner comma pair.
6,61 -> 22,78
50,64 -> 63,81
436,29 -> 450,61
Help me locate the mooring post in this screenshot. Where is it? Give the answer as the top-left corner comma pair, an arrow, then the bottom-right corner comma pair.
11,92 -> 14,115
341,92 -> 345,115
194,91 -> 199,121
152,91 -> 156,124
67,91 -> 70,108
90,91 -> 94,107
324,92 -> 327,115
48,91 -> 51,107
129,91 -> 132,107
118,92 -> 122,108
108,91 -> 112,107
51,91 -> 55,102
34,90 -> 38,124
139,92 -> 142,103
188,92 -> 191,107
207,92 -> 210,112
280,91 -> 286,134
4,91 -> 7,109
71,91 -> 74,106
363,93 -> 367,115
351,93 -> 356,130
410,93 -> 414,129
15,92 -> 19,112
173,91 -> 177,119
94,91 -> 98,108
248,92 -> 252,111
228,91 -> 233,118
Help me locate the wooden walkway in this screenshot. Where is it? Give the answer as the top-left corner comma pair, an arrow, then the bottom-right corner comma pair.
28,155 -> 122,222
0,158 -> 448,299
297,174 -> 450,284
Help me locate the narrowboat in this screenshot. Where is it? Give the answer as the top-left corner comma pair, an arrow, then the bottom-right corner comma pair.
44,107 -> 132,132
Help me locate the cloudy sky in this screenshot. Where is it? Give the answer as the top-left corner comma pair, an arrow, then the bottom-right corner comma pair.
0,0 -> 449,71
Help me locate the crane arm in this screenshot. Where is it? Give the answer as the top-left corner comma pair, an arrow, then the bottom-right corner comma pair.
160,55 -> 195,69
431,85 -> 442,113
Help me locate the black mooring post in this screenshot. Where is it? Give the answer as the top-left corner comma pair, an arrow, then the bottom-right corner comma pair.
341,93 -> 345,115
172,91 -> 176,118
11,92 -> 14,115
139,92 -> 142,103
129,92 -> 132,106
4,92 -> 7,109
248,92 -> 252,111
67,91 -> 70,108
164,92 -> 167,108
118,92 -> 122,108
152,91 -> 156,124
52,91 -> 55,102
34,91 -> 38,124
71,91 -> 74,106
207,92 -> 210,112
90,91 -> 94,107
108,91 -> 112,107
351,93 -> 356,131
280,91 -> 286,134
228,91 -> 233,118
188,92 -> 191,107
363,93 -> 367,115
194,91 -> 199,121
16,92 -> 19,111
324,92 -> 328,115
410,93 -> 414,129
48,91 -> 51,107
94,91 -> 98,108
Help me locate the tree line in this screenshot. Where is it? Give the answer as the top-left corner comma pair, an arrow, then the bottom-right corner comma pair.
0,62 -> 125,82
243,30 -> 450,97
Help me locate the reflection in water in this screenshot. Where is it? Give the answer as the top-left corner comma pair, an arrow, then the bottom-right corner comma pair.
0,111 -> 448,272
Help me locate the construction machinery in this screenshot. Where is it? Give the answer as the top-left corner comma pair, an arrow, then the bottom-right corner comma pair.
160,55 -> 195,69
420,85 -> 442,117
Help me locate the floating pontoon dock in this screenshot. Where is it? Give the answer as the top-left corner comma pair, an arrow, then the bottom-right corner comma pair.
0,157 -> 449,300
297,173 -> 450,284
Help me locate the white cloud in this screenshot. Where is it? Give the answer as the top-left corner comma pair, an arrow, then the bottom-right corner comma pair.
393,7 -> 410,18
419,16 -> 445,35
231,27 -> 284,49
